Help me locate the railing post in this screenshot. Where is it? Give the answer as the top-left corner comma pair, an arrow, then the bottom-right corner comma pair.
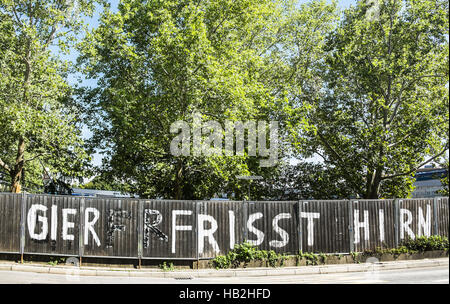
79,198 -> 85,266
19,192 -> 26,264
433,197 -> 439,236
394,198 -> 400,248
195,201 -> 200,267
243,199 -> 248,242
348,200 -> 354,253
297,201 -> 303,253
137,200 -> 143,269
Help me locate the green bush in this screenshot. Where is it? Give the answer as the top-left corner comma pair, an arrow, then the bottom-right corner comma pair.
362,235 -> 449,257
362,246 -> 414,259
211,255 -> 232,269
47,257 -> 66,266
210,236 -> 449,269
296,251 -> 327,266
159,261 -> 174,271
210,242 -> 286,269
401,235 -> 449,252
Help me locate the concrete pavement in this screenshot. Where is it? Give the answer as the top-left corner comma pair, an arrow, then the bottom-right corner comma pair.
0,257 -> 447,279
0,264 -> 448,284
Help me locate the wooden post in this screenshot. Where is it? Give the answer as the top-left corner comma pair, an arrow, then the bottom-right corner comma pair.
297,201 -> 303,253
19,192 -> 26,264
348,200 -> 355,253
394,199 -> 400,248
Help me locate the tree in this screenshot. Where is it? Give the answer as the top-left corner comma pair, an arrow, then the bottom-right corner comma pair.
77,0 -> 337,199
301,0 -> 449,199
438,158 -> 449,196
0,0 -> 97,192
250,162 -> 355,200
78,173 -> 122,191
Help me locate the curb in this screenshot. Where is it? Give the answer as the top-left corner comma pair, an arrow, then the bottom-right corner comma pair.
0,258 -> 448,278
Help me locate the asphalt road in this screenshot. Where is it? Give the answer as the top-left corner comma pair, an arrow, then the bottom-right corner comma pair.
0,265 -> 448,284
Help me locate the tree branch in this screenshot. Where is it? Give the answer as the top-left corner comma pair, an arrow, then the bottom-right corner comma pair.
317,132 -> 345,162
387,131 -> 414,148
11,5 -> 24,27
381,143 -> 449,180
24,152 -> 50,163
0,158 -> 11,174
387,74 -> 447,126
41,25 -> 58,51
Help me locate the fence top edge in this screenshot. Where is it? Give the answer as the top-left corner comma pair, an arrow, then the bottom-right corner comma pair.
0,192 -> 447,203
397,197 -> 448,201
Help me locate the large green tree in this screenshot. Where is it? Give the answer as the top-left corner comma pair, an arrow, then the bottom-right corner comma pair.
300,0 -> 449,199
77,0 -> 337,199
0,0 -> 96,192
248,162 -> 354,200
438,158 -> 449,196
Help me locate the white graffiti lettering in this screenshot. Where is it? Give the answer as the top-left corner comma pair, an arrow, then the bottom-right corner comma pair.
172,210 -> 193,254
84,207 -> 101,246
418,205 -> 432,237
198,214 -> 220,254
27,204 -> 48,240
301,212 -> 320,247
354,209 -> 370,244
62,208 -> 77,241
247,212 -> 265,246
269,213 -> 292,248
400,208 -> 415,240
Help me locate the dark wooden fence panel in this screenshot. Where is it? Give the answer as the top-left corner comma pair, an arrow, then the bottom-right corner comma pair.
352,200 -> 396,252
246,201 -> 299,255
398,198 -> 436,242
141,200 -> 197,259
300,200 -> 351,253
23,194 -> 80,256
0,193 -> 21,253
197,201 -> 246,259
0,193 -> 448,259
436,197 -> 449,237
82,198 -> 139,258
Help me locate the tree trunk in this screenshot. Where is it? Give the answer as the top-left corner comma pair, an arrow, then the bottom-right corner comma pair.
10,138 -> 26,193
365,167 -> 383,199
174,160 -> 183,200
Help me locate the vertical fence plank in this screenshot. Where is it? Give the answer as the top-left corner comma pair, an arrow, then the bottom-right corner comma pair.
297,201 -> 302,253
243,200 -> 248,242
436,197 -> 449,237
394,198 -> 400,248
195,201 -> 200,261
348,200 -> 354,253
137,200 -> 143,261
79,198 -> 85,259
20,193 -> 26,258
433,197 -> 439,236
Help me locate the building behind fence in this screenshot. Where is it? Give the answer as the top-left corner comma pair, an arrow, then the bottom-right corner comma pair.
0,193 -> 448,261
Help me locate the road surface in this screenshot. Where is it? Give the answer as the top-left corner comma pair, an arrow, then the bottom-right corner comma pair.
0,265 -> 448,284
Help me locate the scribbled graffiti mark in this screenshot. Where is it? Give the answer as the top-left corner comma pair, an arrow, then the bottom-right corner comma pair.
144,209 -> 168,248
106,209 -> 132,248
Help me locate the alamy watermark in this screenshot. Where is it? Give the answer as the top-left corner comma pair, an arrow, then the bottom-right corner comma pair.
170,112 -> 279,167
365,0 -> 381,21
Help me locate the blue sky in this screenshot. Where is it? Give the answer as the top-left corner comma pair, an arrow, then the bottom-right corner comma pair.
72,0 -> 359,167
